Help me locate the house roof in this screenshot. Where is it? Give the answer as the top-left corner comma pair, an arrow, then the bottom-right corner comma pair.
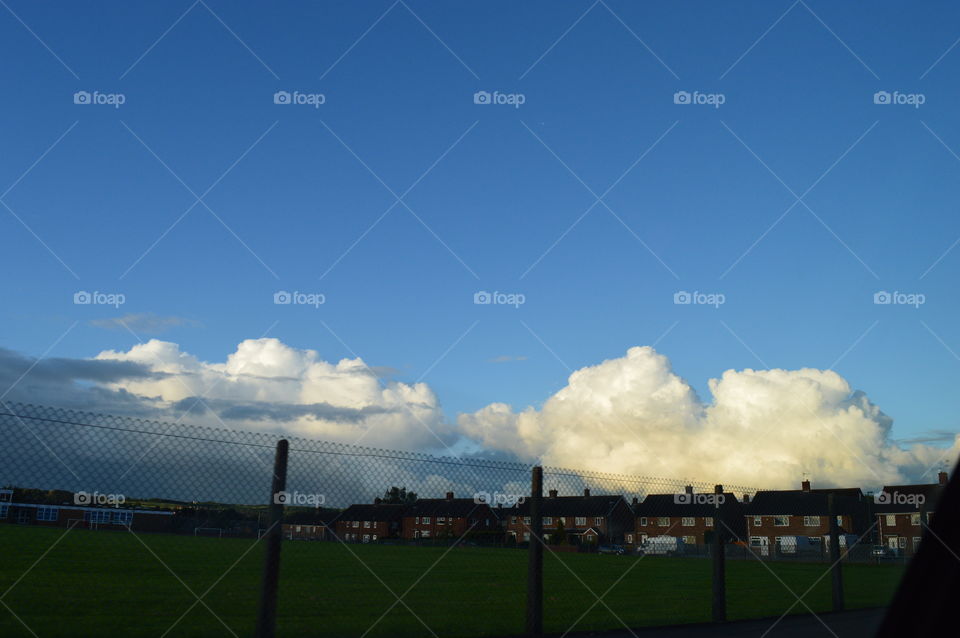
512,495 -> 629,518
745,490 -> 865,516
634,493 -> 744,518
338,503 -> 408,522
404,498 -> 490,518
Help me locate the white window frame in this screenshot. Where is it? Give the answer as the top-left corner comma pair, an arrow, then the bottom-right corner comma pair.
803,516 -> 820,527
543,517 -> 552,525
639,517 -> 648,526
37,507 -> 59,522
910,513 -> 921,526
753,516 -> 762,527
704,517 -> 713,527
657,517 -> 670,527
774,516 -> 789,527
885,514 -> 896,527
682,517 -> 695,527
575,517 -> 586,526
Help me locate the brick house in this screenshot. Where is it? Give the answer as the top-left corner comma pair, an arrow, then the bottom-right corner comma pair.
873,471 -> 947,556
504,489 -> 634,545
633,486 -> 747,551
744,480 -> 870,557
334,501 -> 407,543
401,492 -> 499,540
283,507 -> 341,541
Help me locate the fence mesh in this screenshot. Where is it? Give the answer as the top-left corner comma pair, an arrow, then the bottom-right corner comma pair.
0,402 -> 909,637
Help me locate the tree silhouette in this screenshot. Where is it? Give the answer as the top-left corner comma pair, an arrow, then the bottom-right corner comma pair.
382,486 -> 418,504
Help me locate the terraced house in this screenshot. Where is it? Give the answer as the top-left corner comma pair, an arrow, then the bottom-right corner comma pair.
334,501 -> 406,543
633,486 -> 746,550
744,480 -> 871,557
874,471 -> 947,556
401,492 -> 499,540
504,489 -> 633,545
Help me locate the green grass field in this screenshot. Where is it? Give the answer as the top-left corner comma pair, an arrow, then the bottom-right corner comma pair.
0,526 -> 905,637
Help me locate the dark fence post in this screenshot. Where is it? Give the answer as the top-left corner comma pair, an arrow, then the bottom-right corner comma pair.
526,465 -> 543,636
827,494 -> 844,612
256,439 -> 289,638
711,483 -> 726,622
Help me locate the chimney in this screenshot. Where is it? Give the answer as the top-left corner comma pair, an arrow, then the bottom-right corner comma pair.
374,497 -> 382,505
583,488 -> 590,497
714,484 -> 723,494
548,489 -> 558,498
684,485 -> 694,495
801,479 -> 811,492
939,471 -> 949,486
632,497 -> 638,506
445,491 -> 454,500
742,493 -> 750,504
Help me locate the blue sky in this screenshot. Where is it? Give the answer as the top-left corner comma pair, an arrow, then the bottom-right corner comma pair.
3,0 -> 960,447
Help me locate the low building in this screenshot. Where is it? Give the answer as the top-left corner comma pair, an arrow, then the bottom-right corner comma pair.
3,499 -> 174,532
504,489 -> 634,545
401,492 -> 499,540
283,507 -> 341,541
873,472 -> 947,556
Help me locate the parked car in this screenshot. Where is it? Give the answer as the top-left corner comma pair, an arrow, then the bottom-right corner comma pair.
598,544 -> 625,555
872,545 -> 899,558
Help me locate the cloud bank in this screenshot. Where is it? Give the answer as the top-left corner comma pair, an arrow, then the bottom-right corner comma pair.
459,346 -> 958,489
2,340 -> 955,490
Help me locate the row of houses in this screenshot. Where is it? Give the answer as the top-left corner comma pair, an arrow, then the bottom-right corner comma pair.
3,471 -> 948,556
282,472 -> 949,556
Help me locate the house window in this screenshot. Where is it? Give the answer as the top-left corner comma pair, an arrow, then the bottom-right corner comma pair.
510,516 -> 517,524
682,517 -> 695,527
774,516 -> 789,527
352,521 -> 359,528
639,517 -> 648,526
83,510 -> 110,524
912,536 -> 921,549
658,517 -> 670,527
415,516 -> 420,524
575,517 -> 586,526
523,532 -> 530,542
753,516 -> 762,527
898,537 -> 907,549
807,536 -> 822,545
704,517 -> 713,527
885,514 -> 896,527
37,507 -> 59,522
803,516 -> 820,527
836,516 -> 843,527
626,533 -> 634,543
422,530 -> 431,538
0,504 -> 6,519
372,534 -> 378,541
524,517 -> 531,525
113,511 -> 133,526
422,517 -> 431,524
296,525 -> 302,532
910,514 -> 921,526
437,516 -> 445,523
594,517 -> 602,525
543,517 -> 552,525
363,521 -> 371,528
683,536 -> 696,544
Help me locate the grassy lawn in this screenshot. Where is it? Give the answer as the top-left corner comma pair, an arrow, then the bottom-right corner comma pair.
0,526 -> 905,637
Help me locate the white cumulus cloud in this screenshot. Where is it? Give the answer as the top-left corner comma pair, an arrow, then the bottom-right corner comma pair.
458,346 -> 958,489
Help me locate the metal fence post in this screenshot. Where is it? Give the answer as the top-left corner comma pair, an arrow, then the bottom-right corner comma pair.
526,465 -> 543,636
256,439 -> 289,638
827,494 -> 844,612
711,484 -> 726,622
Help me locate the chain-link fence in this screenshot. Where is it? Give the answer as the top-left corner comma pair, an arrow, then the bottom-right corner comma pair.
0,402 -> 911,637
